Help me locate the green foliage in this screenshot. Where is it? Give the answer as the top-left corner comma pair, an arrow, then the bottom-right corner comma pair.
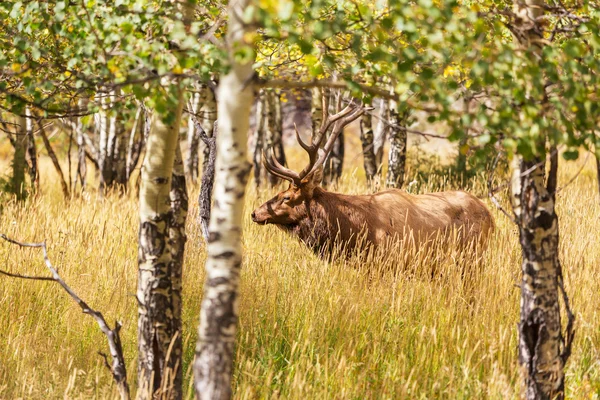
0,0 -> 219,117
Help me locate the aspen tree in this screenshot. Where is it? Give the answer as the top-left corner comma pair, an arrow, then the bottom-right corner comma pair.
194,0 -> 255,397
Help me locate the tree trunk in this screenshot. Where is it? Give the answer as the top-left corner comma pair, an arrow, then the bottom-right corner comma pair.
509,0 -> 574,397
322,90 -> 344,187
137,88 -> 185,399
75,106 -> 87,191
385,100 -> 407,188
113,113 -> 128,189
126,106 -> 145,183
194,0 -> 254,397
373,98 -> 389,173
186,90 -> 201,182
200,85 -> 217,179
510,155 -> 572,400
12,113 -> 28,200
265,89 -> 286,187
311,87 -> 324,143
253,89 -> 266,187
322,130 -> 344,186
25,107 -> 39,192
169,144 -> 188,397
96,93 -> 110,194
198,121 -> 217,242
360,109 -> 377,183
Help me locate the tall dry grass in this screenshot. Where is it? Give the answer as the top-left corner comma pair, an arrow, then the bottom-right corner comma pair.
0,141 -> 598,399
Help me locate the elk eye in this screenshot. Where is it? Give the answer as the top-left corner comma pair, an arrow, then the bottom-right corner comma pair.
283,196 -> 291,201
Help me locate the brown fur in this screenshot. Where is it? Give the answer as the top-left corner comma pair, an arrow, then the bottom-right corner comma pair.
251,168 -> 495,258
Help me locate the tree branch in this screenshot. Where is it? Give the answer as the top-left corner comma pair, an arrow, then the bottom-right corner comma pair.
0,234 -> 130,400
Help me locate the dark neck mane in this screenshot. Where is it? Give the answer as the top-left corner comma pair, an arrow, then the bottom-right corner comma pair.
280,188 -> 372,257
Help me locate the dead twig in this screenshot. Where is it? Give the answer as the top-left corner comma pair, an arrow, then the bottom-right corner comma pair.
0,234 -> 130,400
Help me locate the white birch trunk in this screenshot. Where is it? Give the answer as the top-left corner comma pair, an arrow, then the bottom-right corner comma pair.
194,0 -> 254,398
96,93 -> 110,193
509,0 -> 573,397
373,97 -> 389,171
385,100 -> 407,188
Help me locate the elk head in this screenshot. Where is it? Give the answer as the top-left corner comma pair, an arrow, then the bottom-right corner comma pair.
251,97 -> 366,226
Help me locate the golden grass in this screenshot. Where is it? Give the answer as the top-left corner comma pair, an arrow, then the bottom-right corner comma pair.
0,141 -> 598,399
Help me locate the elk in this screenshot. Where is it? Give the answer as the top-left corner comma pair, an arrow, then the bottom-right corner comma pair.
251,99 -> 494,258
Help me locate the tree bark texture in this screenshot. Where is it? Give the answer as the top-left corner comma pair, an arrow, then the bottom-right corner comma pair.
510,155 -> 573,400
264,89 -> 286,187
311,86 -> 324,144
322,90 -> 344,186
25,108 -> 38,191
200,85 -> 218,179
186,90 -> 202,182
97,91 -> 128,194
168,144 -> 188,396
509,0 -> 574,397
198,122 -> 217,242
360,110 -> 377,182
75,108 -> 87,191
253,89 -> 266,187
12,113 -> 28,199
385,100 -> 407,188
194,0 -> 254,397
137,88 -> 185,399
373,98 -> 389,171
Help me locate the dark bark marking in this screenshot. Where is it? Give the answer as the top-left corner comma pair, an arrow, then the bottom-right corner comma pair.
214,251 -> 235,259
207,232 -> 221,243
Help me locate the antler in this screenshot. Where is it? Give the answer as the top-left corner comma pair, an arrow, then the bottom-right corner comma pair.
262,93 -> 367,185
298,97 -> 366,178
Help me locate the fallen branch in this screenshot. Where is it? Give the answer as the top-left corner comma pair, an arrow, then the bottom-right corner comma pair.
0,234 -> 130,400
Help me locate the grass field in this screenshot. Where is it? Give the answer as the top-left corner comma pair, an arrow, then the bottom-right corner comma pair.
0,140 -> 598,399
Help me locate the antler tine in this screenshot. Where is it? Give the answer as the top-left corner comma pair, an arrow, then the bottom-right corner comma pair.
262,152 -> 290,182
262,150 -> 301,184
314,100 -> 357,148
306,103 -> 366,177
294,123 -> 312,153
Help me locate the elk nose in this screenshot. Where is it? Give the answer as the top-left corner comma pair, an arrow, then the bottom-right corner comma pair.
251,211 -> 256,221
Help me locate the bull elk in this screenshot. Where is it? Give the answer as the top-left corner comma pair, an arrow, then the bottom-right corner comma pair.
251,99 -> 494,258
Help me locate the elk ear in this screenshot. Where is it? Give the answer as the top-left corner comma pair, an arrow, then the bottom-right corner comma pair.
301,165 -> 323,187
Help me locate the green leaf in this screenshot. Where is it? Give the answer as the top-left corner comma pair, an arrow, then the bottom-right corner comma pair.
562,150 -> 579,160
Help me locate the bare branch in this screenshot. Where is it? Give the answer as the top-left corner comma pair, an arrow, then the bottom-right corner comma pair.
0,234 -> 130,400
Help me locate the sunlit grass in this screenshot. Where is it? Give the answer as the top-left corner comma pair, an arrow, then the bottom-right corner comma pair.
0,141 -> 598,399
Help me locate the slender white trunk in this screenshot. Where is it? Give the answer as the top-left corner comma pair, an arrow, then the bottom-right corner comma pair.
200,85 -> 218,175
385,100 -> 407,188
194,0 -> 254,398
253,89 -> 266,187
96,93 -> 110,192
373,97 -> 389,171
137,93 -> 184,398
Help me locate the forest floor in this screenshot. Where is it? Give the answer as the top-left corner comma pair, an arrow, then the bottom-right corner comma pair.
0,139 -> 598,399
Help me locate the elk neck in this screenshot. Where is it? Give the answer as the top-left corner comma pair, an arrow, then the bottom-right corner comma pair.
279,187 -> 374,256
